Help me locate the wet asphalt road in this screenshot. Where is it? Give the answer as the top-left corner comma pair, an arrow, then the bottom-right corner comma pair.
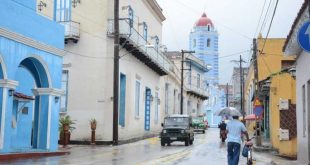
1,128 -> 297,165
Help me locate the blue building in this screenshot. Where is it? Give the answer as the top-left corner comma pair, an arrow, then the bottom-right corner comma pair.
189,13 -> 219,85
0,0 -> 64,153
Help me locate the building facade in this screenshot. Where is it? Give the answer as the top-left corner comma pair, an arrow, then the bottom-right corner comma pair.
57,0 -> 176,142
0,0 -> 64,153
166,51 -> 209,117
245,37 -> 296,158
230,67 -> 249,111
189,13 -> 219,85
283,1 -> 310,163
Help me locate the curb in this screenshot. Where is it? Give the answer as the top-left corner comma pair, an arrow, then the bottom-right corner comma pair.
0,151 -> 69,161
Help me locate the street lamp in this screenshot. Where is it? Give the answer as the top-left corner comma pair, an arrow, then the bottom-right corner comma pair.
180,50 -> 195,115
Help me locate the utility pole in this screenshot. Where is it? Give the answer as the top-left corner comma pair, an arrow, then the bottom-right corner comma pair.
252,38 -> 262,146
239,55 -> 245,121
113,0 -> 119,146
231,56 -> 246,120
180,50 -> 195,114
226,83 -> 229,107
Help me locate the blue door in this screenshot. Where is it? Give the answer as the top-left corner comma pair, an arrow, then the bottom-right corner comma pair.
145,88 -> 151,131
119,74 -> 126,127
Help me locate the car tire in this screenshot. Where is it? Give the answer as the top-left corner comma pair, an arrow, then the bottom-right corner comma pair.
189,140 -> 193,145
202,130 -> 205,134
167,142 -> 171,146
161,140 -> 165,146
185,139 -> 189,146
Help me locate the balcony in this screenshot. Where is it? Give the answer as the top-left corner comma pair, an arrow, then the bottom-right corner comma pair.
60,21 -> 80,44
186,84 -> 208,100
107,18 -> 170,76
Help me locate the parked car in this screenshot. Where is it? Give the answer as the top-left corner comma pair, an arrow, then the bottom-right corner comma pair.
160,114 -> 194,146
192,116 -> 206,133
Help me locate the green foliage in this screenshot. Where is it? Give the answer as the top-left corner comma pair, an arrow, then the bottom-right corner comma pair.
89,118 -> 97,125
59,115 -> 76,133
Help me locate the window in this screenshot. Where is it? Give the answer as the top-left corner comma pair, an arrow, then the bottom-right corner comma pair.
302,85 -> 306,137
165,83 -> 169,114
135,81 -> 140,118
188,72 -> 191,85
193,39 -> 196,48
55,0 -> 71,22
128,6 -> 134,28
155,92 -> 159,124
207,39 -> 211,47
207,25 -> 210,31
60,70 -> 69,112
143,22 -> 148,41
197,73 -> 200,88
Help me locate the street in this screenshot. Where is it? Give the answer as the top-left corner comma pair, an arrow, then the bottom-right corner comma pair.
1,128 -> 297,165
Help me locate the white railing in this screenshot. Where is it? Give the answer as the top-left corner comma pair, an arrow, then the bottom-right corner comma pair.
186,84 -> 208,97
60,21 -> 80,39
107,18 -> 171,73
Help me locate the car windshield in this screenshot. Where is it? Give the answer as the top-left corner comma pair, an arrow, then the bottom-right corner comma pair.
192,117 -> 203,123
164,117 -> 189,126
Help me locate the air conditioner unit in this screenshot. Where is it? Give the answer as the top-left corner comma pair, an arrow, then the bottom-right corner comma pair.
279,98 -> 289,110
279,128 -> 289,141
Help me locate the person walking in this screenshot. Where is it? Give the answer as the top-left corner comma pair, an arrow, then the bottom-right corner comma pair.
226,115 -> 249,165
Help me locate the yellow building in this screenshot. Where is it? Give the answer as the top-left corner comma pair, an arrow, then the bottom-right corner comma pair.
244,36 -> 296,158
269,73 -> 297,158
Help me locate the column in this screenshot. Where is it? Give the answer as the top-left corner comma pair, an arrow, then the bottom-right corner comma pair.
32,88 -> 63,151
0,79 -> 18,151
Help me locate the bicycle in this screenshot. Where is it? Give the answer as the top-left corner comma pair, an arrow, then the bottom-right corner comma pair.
245,137 -> 255,165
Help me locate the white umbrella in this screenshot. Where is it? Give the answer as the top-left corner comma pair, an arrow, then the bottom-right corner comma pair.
214,107 -> 242,116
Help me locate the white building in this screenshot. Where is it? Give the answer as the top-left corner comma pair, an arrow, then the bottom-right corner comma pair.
165,51 -> 209,117
283,1 -> 310,164
58,0 -> 174,142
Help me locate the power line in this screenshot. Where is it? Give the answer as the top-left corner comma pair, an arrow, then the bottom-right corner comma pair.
219,50 -> 251,59
172,0 -> 252,40
258,0 -> 274,35
253,0 -> 267,38
261,0 -> 279,54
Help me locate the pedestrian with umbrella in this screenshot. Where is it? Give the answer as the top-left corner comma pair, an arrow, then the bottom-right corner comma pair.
215,107 -> 250,165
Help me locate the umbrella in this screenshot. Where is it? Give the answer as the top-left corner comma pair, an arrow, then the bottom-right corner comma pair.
214,107 -> 242,116
244,114 -> 256,120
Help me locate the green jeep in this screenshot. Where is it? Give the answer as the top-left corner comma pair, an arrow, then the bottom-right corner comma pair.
160,114 -> 194,146
192,116 -> 206,134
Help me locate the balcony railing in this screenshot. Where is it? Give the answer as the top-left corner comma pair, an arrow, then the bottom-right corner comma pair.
186,84 -> 208,100
60,21 -> 80,44
107,18 -> 171,75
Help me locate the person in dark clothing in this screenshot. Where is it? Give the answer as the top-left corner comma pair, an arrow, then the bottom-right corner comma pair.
219,121 -> 227,130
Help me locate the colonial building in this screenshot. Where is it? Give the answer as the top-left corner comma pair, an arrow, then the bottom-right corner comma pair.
245,36 -> 296,158
189,13 -> 220,127
283,1 -> 310,163
165,51 -> 209,116
230,67 -> 249,111
0,0 -> 64,153
189,13 -> 219,85
57,0 -> 173,142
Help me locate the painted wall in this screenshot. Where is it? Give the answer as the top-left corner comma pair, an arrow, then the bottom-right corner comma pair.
0,0 -> 64,49
269,73 -> 297,157
296,50 -> 310,164
0,0 -> 64,153
257,37 -> 295,81
189,24 -> 219,85
64,0 -> 168,141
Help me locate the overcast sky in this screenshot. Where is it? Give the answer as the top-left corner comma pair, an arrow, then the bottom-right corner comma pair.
157,0 -> 304,84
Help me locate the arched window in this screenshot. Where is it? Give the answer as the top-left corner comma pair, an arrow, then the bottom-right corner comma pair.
207,39 -> 211,47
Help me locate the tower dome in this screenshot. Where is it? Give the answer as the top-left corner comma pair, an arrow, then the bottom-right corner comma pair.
195,13 -> 214,27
